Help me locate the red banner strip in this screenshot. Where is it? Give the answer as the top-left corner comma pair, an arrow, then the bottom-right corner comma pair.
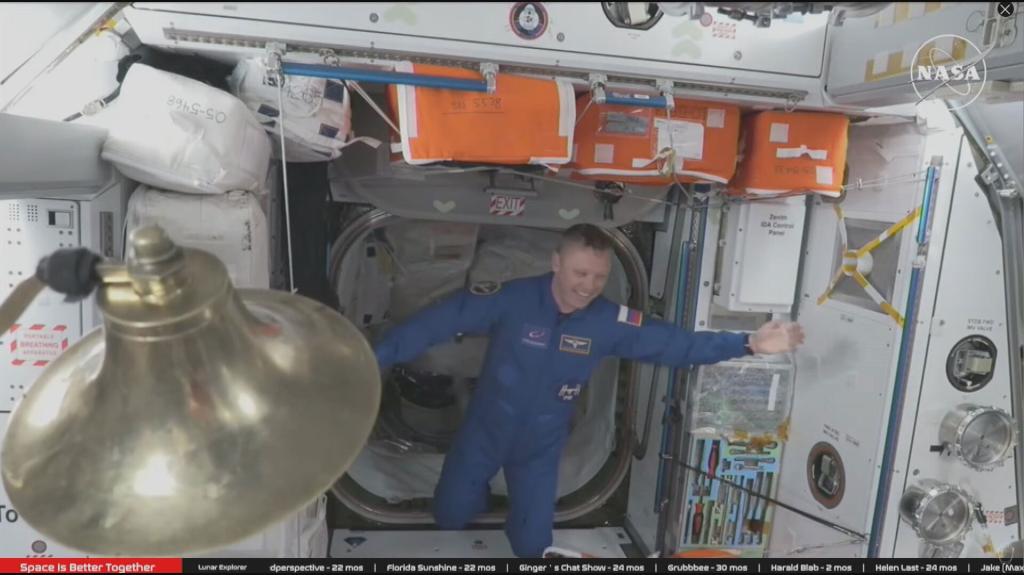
0,559 -> 183,574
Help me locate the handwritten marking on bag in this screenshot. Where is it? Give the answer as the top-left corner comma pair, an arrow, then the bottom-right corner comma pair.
286,84 -> 323,105
448,96 -> 504,114
166,96 -> 228,123
774,165 -> 815,177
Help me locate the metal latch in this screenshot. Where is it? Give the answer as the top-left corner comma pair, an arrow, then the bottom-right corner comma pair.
479,63 -> 498,94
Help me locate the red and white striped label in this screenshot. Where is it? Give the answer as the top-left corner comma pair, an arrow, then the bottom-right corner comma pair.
7,323 -> 69,367
489,194 -> 526,217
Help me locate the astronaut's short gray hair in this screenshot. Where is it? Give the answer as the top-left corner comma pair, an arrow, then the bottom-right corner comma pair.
558,224 -> 612,254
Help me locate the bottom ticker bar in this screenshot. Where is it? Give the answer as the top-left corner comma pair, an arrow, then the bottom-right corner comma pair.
178,558 -> 1023,574
2,557 -> 1023,574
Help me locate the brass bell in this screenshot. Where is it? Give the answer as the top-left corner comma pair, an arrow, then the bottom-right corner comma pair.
1,225 -> 381,555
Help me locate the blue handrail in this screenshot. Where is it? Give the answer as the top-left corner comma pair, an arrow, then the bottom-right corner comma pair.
655,206 -> 707,516
917,166 -> 937,244
867,165 -> 938,556
605,94 -> 672,109
280,62 -> 490,93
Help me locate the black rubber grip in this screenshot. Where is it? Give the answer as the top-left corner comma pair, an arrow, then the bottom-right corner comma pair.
35,248 -> 102,299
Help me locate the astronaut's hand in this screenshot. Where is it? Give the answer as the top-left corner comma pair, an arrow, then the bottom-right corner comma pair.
749,321 -> 805,354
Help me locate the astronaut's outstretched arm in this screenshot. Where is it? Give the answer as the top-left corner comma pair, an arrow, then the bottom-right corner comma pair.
609,308 -> 748,367
374,286 -> 508,369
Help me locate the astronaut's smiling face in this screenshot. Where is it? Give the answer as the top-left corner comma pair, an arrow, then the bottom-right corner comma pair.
551,244 -> 611,314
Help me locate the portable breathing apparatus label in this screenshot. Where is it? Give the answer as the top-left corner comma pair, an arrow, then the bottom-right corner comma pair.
6,324 -> 69,367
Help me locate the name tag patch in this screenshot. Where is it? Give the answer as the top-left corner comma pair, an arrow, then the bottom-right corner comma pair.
521,324 -> 551,349
559,334 -> 592,355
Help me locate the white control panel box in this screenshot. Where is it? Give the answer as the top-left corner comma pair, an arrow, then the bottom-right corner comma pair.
715,197 -> 807,314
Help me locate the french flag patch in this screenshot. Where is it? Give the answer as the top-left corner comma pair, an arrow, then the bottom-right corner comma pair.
617,305 -> 643,327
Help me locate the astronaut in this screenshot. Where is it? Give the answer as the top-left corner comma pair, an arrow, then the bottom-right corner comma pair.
374,224 -> 805,557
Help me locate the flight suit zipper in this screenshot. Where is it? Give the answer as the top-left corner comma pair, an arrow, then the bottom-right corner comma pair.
513,312 -> 565,461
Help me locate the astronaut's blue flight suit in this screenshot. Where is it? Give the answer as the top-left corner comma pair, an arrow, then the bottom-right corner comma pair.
374,273 -> 749,557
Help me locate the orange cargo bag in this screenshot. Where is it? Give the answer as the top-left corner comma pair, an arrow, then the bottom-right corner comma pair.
568,94 -> 740,185
728,111 -> 849,198
387,62 -> 575,166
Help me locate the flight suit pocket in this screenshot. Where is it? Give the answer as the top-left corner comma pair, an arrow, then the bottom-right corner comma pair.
476,363 -> 522,417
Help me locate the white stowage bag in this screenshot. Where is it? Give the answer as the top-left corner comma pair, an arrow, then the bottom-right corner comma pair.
335,235 -> 394,329
126,186 -> 270,289
101,64 -> 271,195
5,30 -> 129,122
229,56 -> 354,162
